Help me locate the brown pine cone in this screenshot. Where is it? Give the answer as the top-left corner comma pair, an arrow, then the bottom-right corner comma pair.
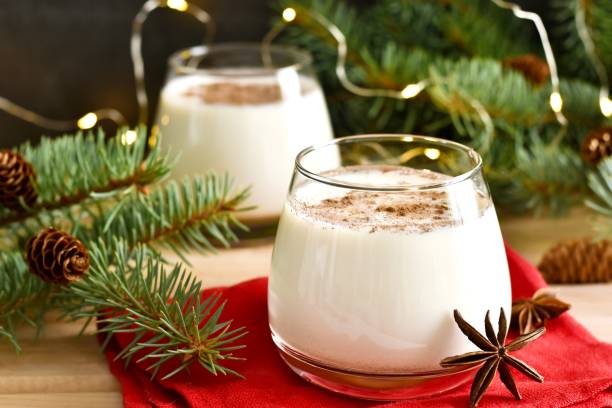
503,54 -> 550,86
0,150 -> 37,211
538,238 -> 612,284
25,228 -> 89,284
581,127 -> 612,165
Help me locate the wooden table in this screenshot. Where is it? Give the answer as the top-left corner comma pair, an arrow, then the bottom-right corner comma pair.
0,211 -> 610,407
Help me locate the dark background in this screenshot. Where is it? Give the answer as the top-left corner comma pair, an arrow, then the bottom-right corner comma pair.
0,0 -> 542,147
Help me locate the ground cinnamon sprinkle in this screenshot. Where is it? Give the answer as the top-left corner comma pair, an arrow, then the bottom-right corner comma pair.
290,165 -> 489,234
183,82 -> 283,105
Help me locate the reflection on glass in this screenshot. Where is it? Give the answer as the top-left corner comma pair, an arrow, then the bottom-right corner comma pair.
268,135 -> 511,399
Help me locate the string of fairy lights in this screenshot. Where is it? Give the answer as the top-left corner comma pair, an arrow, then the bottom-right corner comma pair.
267,1 -> 612,126
0,0 -> 211,138
490,0 -> 567,125
262,8 -> 500,145
574,0 -> 612,118
0,0 -> 609,137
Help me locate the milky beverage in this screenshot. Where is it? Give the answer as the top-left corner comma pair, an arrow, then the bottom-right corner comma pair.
269,165 -> 511,373
157,72 -> 334,223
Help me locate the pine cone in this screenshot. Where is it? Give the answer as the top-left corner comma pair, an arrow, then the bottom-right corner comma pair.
581,127 -> 612,165
25,228 -> 89,284
538,238 -> 612,284
503,54 -> 550,86
0,150 -> 37,211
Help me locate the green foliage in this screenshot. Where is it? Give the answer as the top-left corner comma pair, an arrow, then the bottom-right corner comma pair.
0,251 -> 51,351
91,175 -> 249,263
59,240 -> 247,380
0,127 -> 171,247
275,0 -> 612,217
550,0 -> 612,81
0,129 -> 249,379
488,137 -> 588,215
586,157 -> 612,236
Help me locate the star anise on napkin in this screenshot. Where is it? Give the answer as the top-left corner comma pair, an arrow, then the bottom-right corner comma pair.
511,288 -> 571,335
440,309 -> 544,407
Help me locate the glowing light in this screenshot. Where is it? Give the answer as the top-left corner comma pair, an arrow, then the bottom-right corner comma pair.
77,112 -> 98,130
149,125 -> 160,148
400,83 -> 424,99
121,130 -> 138,145
424,148 -> 441,160
160,114 -> 170,126
166,0 -> 188,12
282,8 -> 296,22
600,97 -> 612,118
549,92 -> 563,113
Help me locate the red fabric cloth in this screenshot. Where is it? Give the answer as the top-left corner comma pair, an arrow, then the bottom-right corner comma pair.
102,244 -> 612,407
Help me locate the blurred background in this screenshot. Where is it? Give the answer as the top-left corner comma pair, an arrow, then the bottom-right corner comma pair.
0,0 -> 541,146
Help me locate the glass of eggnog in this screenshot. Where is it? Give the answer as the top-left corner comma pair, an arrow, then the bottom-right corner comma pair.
269,134 -> 511,400
156,44 -> 334,230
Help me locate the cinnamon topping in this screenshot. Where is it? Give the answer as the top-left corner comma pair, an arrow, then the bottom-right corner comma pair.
183,82 -> 283,105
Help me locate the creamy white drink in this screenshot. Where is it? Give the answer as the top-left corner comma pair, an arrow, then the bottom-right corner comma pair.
157,72 -> 334,224
269,165 -> 511,373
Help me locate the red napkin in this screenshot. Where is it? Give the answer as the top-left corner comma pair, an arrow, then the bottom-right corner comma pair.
102,244 -> 612,407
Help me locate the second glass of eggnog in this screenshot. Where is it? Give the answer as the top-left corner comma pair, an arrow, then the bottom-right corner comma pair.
268,134 -> 511,400
156,44 -> 335,230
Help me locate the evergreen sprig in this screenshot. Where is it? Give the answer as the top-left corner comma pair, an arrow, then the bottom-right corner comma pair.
92,174 -> 249,263
58,240 -> 246,380
586,157 -> 612,236
550,0 -> 612,81
275,0 -> 612,216
0,127 -> 171,246
0,129 -> 250,380
0,251 -> 51,351
489,137 -> 588,215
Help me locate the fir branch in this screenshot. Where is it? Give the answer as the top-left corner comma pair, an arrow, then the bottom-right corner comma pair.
91,174 -> 250,263
0,251 -> 51,351
58,240 -> 247,380
0,127 -> 171,246
586,157 -> 612,236
278,1 -> 607,129
0,127 -> 169,225
489,137 -> 588,215
277,0 -> 611,215
549,0 -> 598,81
552,0 -> 612,79
440,0 -> 535,59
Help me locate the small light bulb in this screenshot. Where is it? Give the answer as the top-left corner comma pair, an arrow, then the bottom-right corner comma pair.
401,83 -> 423,99
600,97 -> 612,118
424,148 -> 441,160
149,125 -> 160,148
282,8 -> 296,22
166,0 -> 188,12
121,130 -> 138,145
549,92 -> 563,113
77,112 -> 98,130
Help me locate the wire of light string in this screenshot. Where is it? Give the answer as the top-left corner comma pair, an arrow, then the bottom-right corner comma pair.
574,0 -> 612,118
0,0 -> 213,132
267,1 -> 573,129
490,0 -> 568,125
263,7 -> 495,143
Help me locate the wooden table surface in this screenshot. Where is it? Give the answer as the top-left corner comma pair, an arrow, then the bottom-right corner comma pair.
0,211 -> 610,408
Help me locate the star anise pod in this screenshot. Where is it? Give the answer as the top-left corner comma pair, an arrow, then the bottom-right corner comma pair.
441,309 -> 544,407
512,288 -> 571,335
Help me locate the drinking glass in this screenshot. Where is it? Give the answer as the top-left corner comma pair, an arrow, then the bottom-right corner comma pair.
268,134 -> 511,400
156,43 -> 334,229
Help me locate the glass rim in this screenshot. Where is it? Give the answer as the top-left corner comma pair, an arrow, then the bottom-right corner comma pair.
295,134 -> 484,192
167,42 -> 313,77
